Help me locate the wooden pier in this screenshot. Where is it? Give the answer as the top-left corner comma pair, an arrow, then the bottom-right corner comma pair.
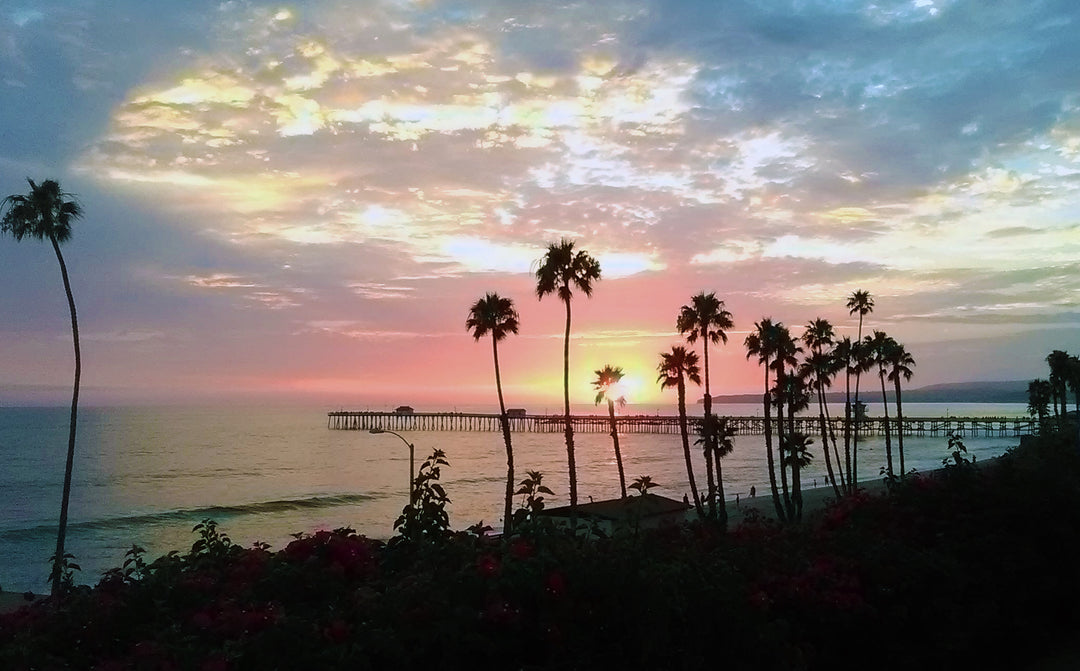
328,411 -> 1035,438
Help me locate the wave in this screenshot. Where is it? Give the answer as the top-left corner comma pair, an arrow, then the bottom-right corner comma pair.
0,493 -> 377,538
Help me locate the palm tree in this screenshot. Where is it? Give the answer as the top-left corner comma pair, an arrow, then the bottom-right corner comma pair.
676,292 -> 733,518
466,293 -> 520,534
801,318 -> 845,497
1047,350 -> 1071,418
593,365 -> 628,499
781,432 -> 814,521
2,178 -> 84,596
1069,356 -> 1080,417
846,290 -> 874,488
695,415 -> 736,528
535,239 -> 601,511
1027,379 -> 1052,426
770,325 -> 802,520
868,331 -> 898,478
745,319 -> 788,522
886,341 -> 915,478
657,346 -> 704,519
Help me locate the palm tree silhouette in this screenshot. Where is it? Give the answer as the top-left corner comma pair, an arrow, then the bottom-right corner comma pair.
535,239 -> 601,511
846,290 -> 874,488
1027,379 -> 1052,425
592,365 -> 628,499
466,293 -> 520,534
868,330 -> 898,478
781,432 -> 814,521
800,318 -> 846,497
676,292 -> 733,519
745,319 -> 788,521
770,325 -> 802,520
1046,350 -> 1071,418
695,415 -> 736,527
657,345 -> 704,519
2,178 -> 84,595
886,341 -> 915,478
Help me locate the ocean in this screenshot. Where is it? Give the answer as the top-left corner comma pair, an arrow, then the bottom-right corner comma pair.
0,402 -> 1028,593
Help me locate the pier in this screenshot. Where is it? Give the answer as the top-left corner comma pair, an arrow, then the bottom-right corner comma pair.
327,411 -> 1035,438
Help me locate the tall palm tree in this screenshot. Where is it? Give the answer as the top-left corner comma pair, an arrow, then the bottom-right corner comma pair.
657,346 -> 704,519
593,365 -> 628,499
846,290 -> 874,488
1027,379 -> 1052,425
466,293 -> 520,534
801,318 -> 845,497
1046,350 -> 1071,418
745,319 -> 788,522
868,331 -> 898,478
695,415 -> 736,528
676,292 -> 733,518
535,239 -> 601,511
2,178 -> 84,596
781,432 -> 814,521
886,341 -> 915,478
770,325 -> 801,520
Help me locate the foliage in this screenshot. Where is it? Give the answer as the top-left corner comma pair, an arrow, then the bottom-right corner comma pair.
5,435 -> 1080,670
512,470 -> 555,529
943,431 -> 971,467
628,475 -> 658,496
393,449 -> 451,542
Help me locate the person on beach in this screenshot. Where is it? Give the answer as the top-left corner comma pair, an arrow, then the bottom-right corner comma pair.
750,485 -> 756,498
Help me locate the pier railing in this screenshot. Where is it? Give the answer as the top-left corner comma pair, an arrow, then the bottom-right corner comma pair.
327,411 -> 1035,438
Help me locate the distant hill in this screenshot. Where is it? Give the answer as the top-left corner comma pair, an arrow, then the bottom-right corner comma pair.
706,380 -> 1031,405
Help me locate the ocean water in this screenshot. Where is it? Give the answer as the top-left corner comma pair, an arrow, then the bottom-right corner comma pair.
0,402 -> 1028,593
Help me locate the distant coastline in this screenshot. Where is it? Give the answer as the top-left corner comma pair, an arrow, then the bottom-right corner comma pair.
703,379 -> 1031,405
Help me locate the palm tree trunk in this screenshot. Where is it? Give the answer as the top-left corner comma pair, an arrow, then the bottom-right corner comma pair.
894,377 -> 905,478
561,295 -> 577,511
678,381 -> 704,519
775,376 -> 793,520
879,369 -> 893,478
788,395 -> 802,521
702,339 -> 716,519
607,399 -> 627,498
817,381 -> 841,498
50,238 -> 80,596
852,316 -> 864,488
763,369 -> 785,521
844,370 -> 853,489
716,455 -> 728,529
492,337 -> 514,534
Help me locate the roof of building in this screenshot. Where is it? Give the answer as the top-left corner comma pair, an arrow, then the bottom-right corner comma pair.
538,493 -> 689,521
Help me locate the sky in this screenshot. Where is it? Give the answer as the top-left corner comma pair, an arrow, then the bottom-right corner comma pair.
0,0 -> 1077,408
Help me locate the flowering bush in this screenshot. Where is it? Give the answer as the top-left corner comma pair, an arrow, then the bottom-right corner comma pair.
2,434 -> 1080,670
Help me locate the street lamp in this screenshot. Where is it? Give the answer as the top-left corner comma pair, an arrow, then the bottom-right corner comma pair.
368,428 -> 415,504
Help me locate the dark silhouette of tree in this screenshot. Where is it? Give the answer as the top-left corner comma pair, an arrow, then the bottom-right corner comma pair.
695,415 -> 736,528
593,365 -> 628,499
1069,355 -> 1080,417
769,324 -> 802,520
466,292 -> 520,534
535,239 -> 601,512
846,290 -> 874,488
1027,379 -> 1052,426
1047,350 -> 1071,418
868,330 -> 898,478
657,346 -> 704,519
676,292 -> 733,519
801,319 -> 846,497
886,341 -> 916,478
2,178 -> 84,596
781,431 -> 814,521
745,319 -> 788,522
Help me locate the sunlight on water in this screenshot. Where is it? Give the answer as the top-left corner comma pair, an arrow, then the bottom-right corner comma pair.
0,403 -> 1027,592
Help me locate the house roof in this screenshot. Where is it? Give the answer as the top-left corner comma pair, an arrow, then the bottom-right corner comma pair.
539,493 -> 689,521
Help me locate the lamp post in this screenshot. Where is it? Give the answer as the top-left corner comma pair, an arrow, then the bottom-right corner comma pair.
368,428 -> 415,504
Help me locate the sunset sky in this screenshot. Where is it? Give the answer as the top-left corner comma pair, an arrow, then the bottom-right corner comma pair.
1,0 -> 1077,407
